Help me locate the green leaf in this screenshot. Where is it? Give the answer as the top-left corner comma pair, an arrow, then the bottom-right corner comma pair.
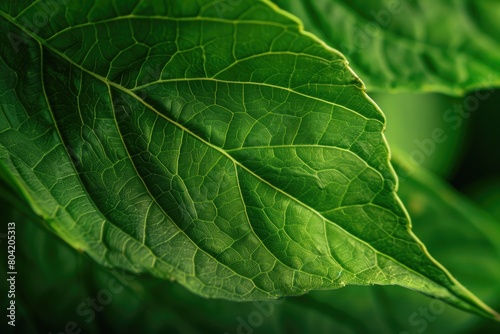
272,0 -> 500,95
0,0 -> 497,320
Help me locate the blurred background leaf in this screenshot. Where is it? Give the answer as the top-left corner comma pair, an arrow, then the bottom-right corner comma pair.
371,92 -> 467,177
273,0 -> 500,94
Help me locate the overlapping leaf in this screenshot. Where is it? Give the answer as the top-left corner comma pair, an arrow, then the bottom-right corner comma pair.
273,0 -> 500,94
0,0 -> 497,319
